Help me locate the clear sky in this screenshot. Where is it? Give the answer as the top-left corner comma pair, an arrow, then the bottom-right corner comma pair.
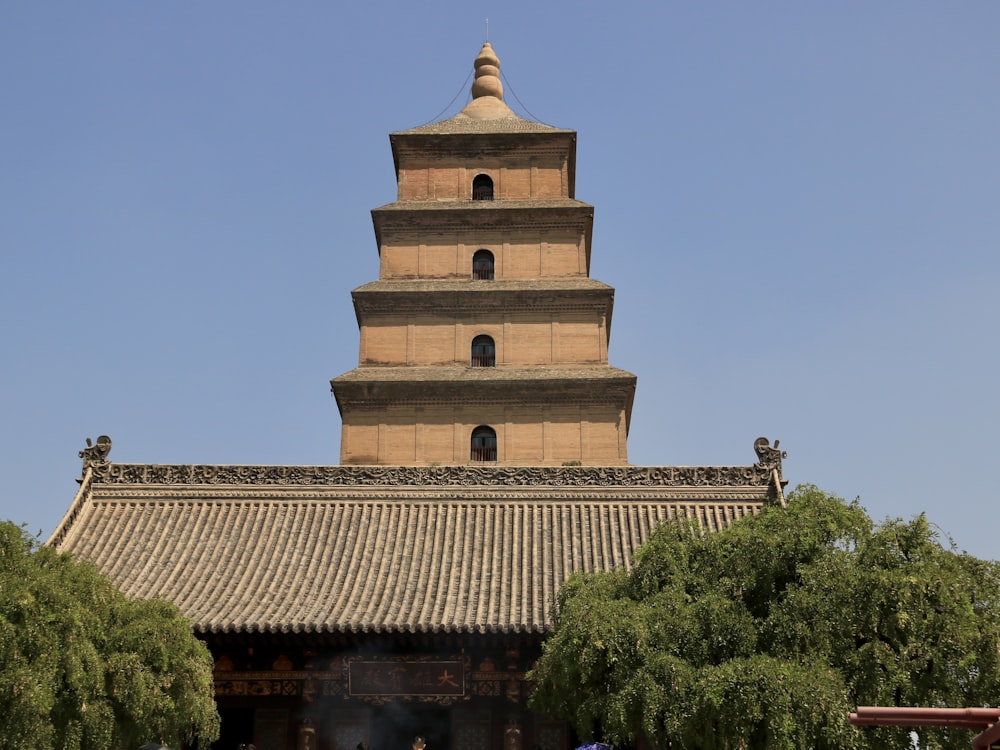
1,3 -> 997,559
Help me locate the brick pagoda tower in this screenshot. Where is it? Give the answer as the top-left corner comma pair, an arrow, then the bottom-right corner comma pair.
332,42 -> 636,467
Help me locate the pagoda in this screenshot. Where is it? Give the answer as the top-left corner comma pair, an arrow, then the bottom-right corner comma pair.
333,42 -> 635,468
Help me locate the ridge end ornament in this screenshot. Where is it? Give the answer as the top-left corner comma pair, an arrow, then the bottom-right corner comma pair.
753,436 -> 787,475
80,435 -> 112,473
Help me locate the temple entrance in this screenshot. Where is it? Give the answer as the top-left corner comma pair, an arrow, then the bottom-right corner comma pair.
371,704 -> 451,750
215,705 -> 254,749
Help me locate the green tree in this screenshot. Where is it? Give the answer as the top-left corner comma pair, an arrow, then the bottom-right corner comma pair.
529,486 -> 1000,750
0,521 -> 220,749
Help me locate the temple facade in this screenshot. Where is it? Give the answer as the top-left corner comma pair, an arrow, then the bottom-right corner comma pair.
51,42 -> 786,750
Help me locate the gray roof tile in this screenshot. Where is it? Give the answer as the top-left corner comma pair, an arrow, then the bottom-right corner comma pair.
52,465 -> 776,634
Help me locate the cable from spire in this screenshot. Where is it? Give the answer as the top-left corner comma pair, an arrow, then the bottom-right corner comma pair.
413,67 -> 474,128
500,68 -> 557,127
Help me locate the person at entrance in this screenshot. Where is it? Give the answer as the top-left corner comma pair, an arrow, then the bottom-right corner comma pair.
412,737 -> 426,750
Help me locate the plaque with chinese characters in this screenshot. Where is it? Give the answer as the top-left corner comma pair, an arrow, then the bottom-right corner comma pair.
348,659 -> 465,697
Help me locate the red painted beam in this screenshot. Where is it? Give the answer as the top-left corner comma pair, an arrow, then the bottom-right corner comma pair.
851,716 -> 988,729
851,707 -> 1000,728
851,707 -> 1000,749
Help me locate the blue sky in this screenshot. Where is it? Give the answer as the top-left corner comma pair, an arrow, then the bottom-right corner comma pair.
2,3 -> 998,559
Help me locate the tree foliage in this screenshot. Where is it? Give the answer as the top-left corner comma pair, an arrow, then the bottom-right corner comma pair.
529,486 -> 1000,749
0,521 -> 220,749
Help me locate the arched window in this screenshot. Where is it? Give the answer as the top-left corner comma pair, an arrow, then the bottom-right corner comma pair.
472,249 -> 495,280
471,335 -> 496,367
472,174 -> 494,201
471,426 -> 497,462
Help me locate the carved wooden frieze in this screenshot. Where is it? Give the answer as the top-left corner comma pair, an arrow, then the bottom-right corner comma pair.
213,654 -> 529,708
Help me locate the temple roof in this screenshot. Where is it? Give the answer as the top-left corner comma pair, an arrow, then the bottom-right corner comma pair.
50,463 -> 781,636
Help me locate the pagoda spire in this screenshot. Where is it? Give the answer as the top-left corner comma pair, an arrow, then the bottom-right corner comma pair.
471,41 -> 503,101
455,41 -> 515,120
